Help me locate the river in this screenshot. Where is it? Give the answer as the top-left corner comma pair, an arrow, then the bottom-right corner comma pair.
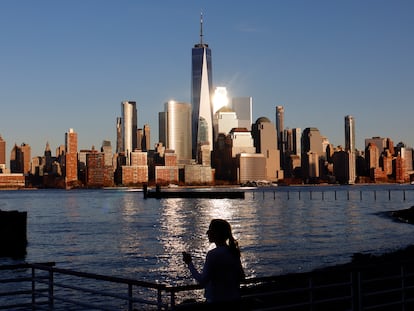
1,184 -> 414,286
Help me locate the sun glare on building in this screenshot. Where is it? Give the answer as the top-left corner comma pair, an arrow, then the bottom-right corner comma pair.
212,86 -> 229,114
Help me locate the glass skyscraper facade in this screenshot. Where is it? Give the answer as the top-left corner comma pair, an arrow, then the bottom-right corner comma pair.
191,15 -> 213,161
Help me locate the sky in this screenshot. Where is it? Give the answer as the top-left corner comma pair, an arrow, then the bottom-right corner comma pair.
1,1 -> 413,161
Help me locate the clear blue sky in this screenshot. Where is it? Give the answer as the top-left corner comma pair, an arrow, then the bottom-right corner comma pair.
1,1 -> 413,160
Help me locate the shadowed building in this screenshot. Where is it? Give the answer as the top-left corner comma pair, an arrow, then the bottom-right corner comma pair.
232,97 -> 252,131
301,127 -> 323,182
344,115 -> 356,184
10,143 -> 31,175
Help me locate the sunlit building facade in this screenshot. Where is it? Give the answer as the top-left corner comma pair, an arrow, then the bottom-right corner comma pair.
121,101 -> 138,164
163,100 -> 192,164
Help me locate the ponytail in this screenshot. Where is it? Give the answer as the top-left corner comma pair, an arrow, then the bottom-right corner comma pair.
229,234 -> 241,258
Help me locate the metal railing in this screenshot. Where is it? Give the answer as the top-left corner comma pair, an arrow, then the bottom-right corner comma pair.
2,260 -> 414,310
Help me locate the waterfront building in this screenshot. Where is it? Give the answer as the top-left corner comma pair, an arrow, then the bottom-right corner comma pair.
365,143 -> 380,171
86,150 -> 105,188
0,135 -> 6,172
121,101 -> 138,164
345,115 -> 356,184
232,97 -> 252,131
191,14 -> 213,162
64,129 -> 78,185
155,151 -> 178,185
301,127 -> 323,181
251,117 -> 283,181
184,164 -> 213,185
122,150 -> 148,185
162,101 -> 192,164
237,153 -> 266,183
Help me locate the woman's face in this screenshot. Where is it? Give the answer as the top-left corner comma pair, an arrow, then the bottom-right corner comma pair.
207,226 -> 215,243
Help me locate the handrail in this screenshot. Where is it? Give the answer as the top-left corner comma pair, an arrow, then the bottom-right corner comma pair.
3,260 -> 414,310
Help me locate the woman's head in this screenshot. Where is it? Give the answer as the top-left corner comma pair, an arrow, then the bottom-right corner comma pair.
207,219 -> 241,257
208,219 -> 232,244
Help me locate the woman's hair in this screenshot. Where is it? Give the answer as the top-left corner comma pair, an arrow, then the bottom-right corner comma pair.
210,219 -> 241,257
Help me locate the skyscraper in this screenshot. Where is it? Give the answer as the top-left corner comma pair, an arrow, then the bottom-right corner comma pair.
345,115 -> 355,152
162,100 -> 192,164
121,101 -> 137,164
251,117 -> 283,181
0,135 -> 5,172
191,14 -> 213,162
275,106 -> 284,152
65,128 -> 78,184
143,124 -> 150,151
301,127 -> 323,181
345,115 -> 356,184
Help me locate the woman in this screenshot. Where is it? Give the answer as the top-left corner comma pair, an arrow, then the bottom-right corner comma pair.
183,219 -> 245,306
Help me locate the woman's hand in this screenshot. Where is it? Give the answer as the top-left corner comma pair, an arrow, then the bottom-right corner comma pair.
182,251 -> 192,264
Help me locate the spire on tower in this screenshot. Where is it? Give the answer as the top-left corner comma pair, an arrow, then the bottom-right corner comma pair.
200,12 -> 203,45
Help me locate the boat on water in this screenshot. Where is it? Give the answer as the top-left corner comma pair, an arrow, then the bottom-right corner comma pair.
143,185 -> 244,199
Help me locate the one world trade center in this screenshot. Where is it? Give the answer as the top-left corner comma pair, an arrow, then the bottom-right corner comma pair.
191,14 -> 213,163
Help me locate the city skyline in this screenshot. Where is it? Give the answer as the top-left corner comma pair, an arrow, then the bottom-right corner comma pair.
1,1 -> 413,160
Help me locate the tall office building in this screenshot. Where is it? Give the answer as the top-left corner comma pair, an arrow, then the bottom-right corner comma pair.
121,101 -> 138,164
143,124 -> 150,151
251,117 -> 283,181
65,128 -> 78,183
10,143 -> 31,174
345,115 -> 356,184
275,106 -> 284,152
116,117 -> 122,154
0,135 -> 5,171
162,101 -> 192,164
191,14 -> 213,162
232,97 -> 252,131
301,127 -> 323,181
345,115 -> 356,152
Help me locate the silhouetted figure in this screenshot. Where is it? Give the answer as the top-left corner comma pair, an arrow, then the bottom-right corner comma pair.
183,219 -> 245,308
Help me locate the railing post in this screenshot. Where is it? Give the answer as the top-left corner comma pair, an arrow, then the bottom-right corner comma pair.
170,289 -> 176,310
401,264 -> 406,310
31,267 -> 36,310
308,277 -> 313,311
48,269 -> 54,309
157,288 -> 163,311
128,284 -> 133,311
